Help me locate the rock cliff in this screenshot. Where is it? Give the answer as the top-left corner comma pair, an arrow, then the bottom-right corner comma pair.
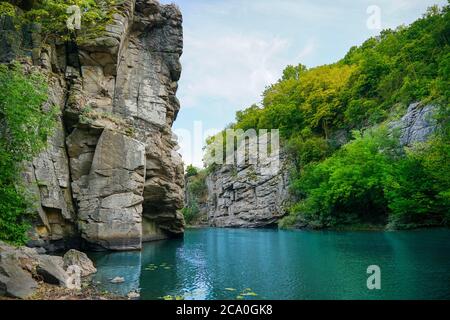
2,0 -> 185,251
205,154 -> 290,228
201,102 -> 437,229
391,102 -> 437,146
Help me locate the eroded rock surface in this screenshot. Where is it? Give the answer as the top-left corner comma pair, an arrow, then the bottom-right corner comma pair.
392,102 -> 437,146
0,241 -> 97,299
206,155 -> 290,228
0,252 -> 38,299
63,249 -> 97,277
3,0 -> 185,251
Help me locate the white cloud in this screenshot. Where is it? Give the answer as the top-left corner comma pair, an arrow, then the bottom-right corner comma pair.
296,40 -> 316,61
179,33 -> 291,109
171,0 -> 446,168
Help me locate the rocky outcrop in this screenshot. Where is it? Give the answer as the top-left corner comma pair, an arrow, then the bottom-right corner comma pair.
392,102 -> 437,146
206,155 -> 290,228
0,248 -> 38,299
2,0 -> 185,251
0,242 -> 97,299
36,255 -> 68,286
63,249 -> 97,277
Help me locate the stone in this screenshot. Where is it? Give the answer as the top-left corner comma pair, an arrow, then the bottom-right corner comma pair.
127,290 -> 140,299
0,253 -> 38,299
36,255 -> 68,286
63,249 -> 97,277
111,276 -> 125,283
0,15 -> 22,63
77,130 -> 146,250
0,242 -> 100,299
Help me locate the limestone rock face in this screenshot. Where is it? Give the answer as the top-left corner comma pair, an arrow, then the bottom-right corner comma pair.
23,74 -> 78,251
76,129 -> 146,250
392,102 -> 437,146
4,0 -> 185,251
206,156 -> 290,228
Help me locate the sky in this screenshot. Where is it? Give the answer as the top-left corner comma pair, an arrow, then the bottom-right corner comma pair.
158,0 -> 447,167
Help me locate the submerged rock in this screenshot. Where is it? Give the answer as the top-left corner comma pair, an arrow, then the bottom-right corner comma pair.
127,290 -> 140,299
111,277 -> 125,284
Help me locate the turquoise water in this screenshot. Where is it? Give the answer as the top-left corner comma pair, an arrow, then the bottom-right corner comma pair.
89,228 -> 450,300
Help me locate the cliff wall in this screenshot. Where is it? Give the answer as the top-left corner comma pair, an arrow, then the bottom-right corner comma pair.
1,0 -> 185,251
205,154 -> 290,228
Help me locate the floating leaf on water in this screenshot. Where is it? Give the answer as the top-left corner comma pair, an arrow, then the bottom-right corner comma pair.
236,295 -> 244,299
164,266 -> 171,270
175,296 -> 184,300
224,288 -> 236,291
242,292 -> 258,296
243,288 -> 252,292
162,295 -> 173,300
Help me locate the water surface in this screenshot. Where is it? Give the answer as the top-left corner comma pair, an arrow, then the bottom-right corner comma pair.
89,228 -> 450,300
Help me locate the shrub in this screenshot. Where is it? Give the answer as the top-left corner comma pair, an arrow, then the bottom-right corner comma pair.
0,63 -> 57,244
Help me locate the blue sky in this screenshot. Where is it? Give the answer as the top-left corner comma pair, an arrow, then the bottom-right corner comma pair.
159,0 -> 447,167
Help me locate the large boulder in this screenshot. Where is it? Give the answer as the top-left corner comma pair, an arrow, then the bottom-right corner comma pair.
63,249 -> 97,277
0,252 -> 38,299
36,255 -> 68,286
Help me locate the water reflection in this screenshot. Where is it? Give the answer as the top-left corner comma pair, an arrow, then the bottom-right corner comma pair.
88,250 -> 141,296
90,228 -> 450,300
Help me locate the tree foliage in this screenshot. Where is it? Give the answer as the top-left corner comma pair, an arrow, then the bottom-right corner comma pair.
207,4 -> 450,229
183,166 -> 208,225
1,0 -> 116,41
0,63 -> 57,244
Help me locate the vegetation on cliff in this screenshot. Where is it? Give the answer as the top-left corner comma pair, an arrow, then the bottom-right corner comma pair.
206,4 -> 450,229
0,0 -> 116,42
182,165 -> 208,225
0,63 -> 57,244
288,124 -> 449,229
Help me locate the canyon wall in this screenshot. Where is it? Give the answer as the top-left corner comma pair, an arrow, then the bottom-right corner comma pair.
201,102 -> 437,229
2,0 -> 185,251
205,154 -> 290,228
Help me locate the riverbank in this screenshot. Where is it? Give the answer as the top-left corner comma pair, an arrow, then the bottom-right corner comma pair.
0,281 -> 123,301
0,241 -> 128,300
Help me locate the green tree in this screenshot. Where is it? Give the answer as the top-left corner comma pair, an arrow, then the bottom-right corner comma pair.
0,63 -> 57,244
186,164 -> 199,177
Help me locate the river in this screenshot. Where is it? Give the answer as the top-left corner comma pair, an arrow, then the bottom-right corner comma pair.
88,228 -> 450,300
